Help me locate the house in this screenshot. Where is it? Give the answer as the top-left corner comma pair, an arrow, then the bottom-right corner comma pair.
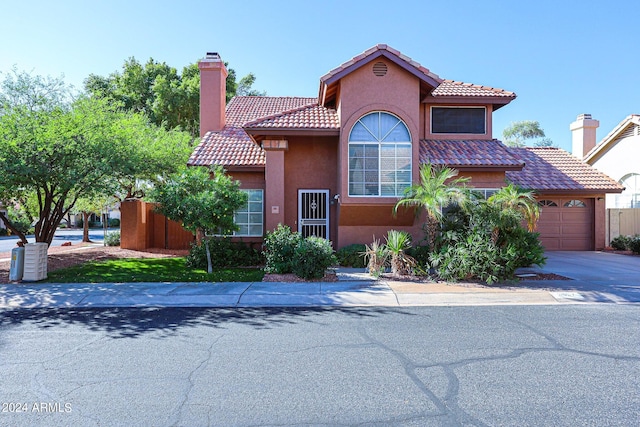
184,45 -> 624,251
573,113 -> 640,240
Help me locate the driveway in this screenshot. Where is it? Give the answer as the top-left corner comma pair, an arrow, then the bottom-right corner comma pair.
524,251 -> 640,303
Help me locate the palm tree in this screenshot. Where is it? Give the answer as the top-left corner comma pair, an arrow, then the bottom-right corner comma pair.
487,183 -> 540,232
385,230 -> 415,276
394,163 -> 470,249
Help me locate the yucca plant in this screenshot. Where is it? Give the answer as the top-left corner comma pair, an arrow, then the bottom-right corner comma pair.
361,238 -> 389,278
385,230 -> 416,276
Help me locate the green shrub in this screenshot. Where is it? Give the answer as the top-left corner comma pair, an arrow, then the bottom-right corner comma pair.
108,218 -> 121,227
263,224 -> 303,274
336,244 -> 367,268
104,231 -> 121,246
186,237 -> 263,269
362,239 -> 389,278
292,236 -> 337,279
610,235 -> 632,251
629,236 -> 640,255
430,201 -> 545,284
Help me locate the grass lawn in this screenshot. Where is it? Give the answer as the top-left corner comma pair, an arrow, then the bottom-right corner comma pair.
44,257 -> 265,283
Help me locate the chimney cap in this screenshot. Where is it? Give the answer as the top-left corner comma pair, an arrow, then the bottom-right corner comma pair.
577,113 -> 592,120
205,52 -> 221,60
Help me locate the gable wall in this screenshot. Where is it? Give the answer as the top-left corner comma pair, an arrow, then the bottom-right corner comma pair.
337,58 -> 421,206
590,133 -> 640,182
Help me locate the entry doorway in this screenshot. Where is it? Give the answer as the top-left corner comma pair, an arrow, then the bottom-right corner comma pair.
298,189 -> 329,239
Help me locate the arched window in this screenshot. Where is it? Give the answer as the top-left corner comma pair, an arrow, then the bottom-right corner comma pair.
564,200 -> 586,207
618,173 -> 640,208
348,112 -> 412,196
538,200 -> 558,207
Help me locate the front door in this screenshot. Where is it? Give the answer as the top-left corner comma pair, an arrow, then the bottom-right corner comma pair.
298,189 -> 329,239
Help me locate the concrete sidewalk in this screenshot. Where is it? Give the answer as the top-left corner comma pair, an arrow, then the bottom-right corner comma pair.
0,268 -> 620,309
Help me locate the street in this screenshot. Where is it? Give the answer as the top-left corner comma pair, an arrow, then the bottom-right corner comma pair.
0,305 -> 638,426
0,229 -> 110,253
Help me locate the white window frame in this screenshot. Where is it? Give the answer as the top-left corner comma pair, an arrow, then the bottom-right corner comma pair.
430,106 -> 487,135
348,111 -> 412,197
233,189 -> 264,237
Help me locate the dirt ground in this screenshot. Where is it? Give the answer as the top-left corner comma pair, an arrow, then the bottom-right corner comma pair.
0,243 -> 187,283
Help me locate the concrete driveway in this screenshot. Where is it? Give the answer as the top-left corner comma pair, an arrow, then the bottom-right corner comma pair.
523,251 -> 640,303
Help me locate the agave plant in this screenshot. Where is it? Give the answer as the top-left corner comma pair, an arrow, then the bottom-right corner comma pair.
385,230 -> 416,276
361,238 -> 389,278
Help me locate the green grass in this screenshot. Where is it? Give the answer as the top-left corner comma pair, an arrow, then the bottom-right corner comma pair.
44,257 -> 265,283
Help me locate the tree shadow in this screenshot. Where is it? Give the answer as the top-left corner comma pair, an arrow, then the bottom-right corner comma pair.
0,306 -> 417,339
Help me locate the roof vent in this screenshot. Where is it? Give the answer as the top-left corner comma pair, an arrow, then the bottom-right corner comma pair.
372,61 -> 387,77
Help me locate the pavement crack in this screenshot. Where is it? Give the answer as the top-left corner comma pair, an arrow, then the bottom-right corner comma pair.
170,334 -> 223,426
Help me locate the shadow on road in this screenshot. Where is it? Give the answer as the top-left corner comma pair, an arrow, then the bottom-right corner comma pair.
0,306 -> 417,338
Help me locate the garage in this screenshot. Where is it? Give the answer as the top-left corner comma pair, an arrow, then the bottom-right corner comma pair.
536,198 -> 594,250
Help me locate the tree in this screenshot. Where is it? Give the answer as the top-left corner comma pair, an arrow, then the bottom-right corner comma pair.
502,120 -> 548,147
394,163 -> 471,249
0,69 -> 192,245
488,183 -> 540,232
72,194 -> 114,242
150,166 -> 247,273
84,58 -> 265,137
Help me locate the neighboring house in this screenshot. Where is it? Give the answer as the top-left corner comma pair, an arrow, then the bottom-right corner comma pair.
573,113 -> 640,241
186,44 -> 622,251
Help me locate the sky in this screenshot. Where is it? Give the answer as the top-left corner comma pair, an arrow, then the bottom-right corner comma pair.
1,0 -> 637,152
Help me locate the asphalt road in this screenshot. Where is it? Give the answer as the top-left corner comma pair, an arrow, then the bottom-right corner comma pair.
0,305 -> 638,426
0,229 -> 112,253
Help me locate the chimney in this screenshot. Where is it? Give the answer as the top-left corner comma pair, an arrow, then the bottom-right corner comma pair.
198,52 -> 228,137
570,113 -> 599,159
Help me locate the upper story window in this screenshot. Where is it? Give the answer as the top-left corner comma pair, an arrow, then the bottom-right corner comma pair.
614,173 -> 640,208
431,107 -> 486,134
348,112 -> 412,197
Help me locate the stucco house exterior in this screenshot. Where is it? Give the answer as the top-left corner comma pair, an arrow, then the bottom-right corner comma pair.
186,45 -> 622,251
572,113 -> 640,241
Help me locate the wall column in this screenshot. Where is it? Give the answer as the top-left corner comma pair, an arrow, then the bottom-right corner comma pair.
263,140 -> 288,233
594,195 -> 606,250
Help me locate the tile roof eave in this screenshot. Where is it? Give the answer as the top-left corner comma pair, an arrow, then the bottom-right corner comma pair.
243,127 -> 340,136
584,114 -> 640,163
320,48 -> 442,88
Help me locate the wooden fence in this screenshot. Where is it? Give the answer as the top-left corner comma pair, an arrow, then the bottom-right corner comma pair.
120,200 -> 194,250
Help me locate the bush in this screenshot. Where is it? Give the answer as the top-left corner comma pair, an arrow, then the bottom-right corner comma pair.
629,236 -> 640,255
292,236 -> 337,279
104,231 -> 121,246
610,235 -> 632,251
108,218 -> 120,227
186,237 -> 263,269
336,244 -> 367,268
430,201 -> 545,284
263,224 -> 302,274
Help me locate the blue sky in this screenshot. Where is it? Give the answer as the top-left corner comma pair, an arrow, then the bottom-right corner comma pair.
1,0 -> 636,152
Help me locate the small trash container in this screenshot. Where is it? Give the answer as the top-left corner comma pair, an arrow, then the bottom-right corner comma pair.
9,246 -> 25,281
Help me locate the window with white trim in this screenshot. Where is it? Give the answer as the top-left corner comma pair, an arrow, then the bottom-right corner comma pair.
348,111 -> 412,197
614,173 -> 640,208
233,189 -> 263,236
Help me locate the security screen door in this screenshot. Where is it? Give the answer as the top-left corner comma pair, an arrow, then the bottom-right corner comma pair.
298,189 -> 329,239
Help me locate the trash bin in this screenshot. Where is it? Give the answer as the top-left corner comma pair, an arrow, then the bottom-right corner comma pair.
9,246 -> 25,281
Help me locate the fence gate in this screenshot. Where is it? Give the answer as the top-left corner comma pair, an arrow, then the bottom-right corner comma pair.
298,189 -> 329,239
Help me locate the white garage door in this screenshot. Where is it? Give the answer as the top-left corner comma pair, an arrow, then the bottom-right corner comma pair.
536,198 -> 594,251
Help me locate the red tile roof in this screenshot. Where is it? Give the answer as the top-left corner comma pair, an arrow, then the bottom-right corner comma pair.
506,147 -> 624,192
431,80 -> 515,98
189,96 -> 325,167
420,139 -> 524,169
244,103 -> 339,130
320,44 -> 442,85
